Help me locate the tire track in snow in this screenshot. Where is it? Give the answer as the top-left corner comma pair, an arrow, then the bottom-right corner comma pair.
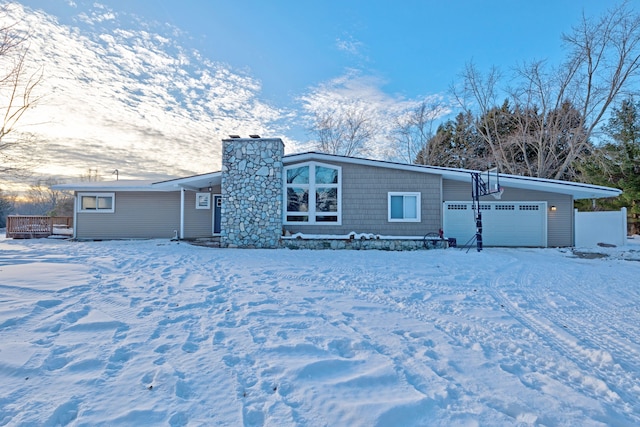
288,251 -> 639,425
485,255 -> 640,421
290,258 -> 533,423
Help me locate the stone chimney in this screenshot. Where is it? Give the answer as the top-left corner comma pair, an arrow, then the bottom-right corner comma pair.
220,136 -> 284,248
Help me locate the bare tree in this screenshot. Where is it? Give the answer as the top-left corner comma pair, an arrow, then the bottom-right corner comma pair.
26,179 -> 72,216
80,168 -> 102,182
392,99 -> 447,164
456,2 -> 640,179
0,4 -> 43,178
308,102 -> 377,157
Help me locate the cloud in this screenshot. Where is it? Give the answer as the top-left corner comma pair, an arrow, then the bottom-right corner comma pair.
297,70 -> 450,160
2,2 -> 288,190
336,36 -> 363,56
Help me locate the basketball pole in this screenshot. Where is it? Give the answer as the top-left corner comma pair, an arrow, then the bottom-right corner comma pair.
471,172 -> 483,252
468,169 -> 500,252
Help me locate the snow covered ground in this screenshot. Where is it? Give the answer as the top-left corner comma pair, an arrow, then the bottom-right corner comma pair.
1,235 -> 639,426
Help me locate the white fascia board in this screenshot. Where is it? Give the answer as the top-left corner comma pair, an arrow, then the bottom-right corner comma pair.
283,152 -> 472,179
283,152 -> 621,200
497,175 -> 621,199
152,172 -> 222,190
52,180 -> 165,192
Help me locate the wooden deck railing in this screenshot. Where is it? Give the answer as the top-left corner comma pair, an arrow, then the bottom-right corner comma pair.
5,216 -> 73,239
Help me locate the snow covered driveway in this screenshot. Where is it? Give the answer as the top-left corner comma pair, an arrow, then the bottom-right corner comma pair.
1,237 -> 639,426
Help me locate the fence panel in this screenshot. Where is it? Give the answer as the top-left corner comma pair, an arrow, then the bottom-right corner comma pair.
575,208 -> 627,247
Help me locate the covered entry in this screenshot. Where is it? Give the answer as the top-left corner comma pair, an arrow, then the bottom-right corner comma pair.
443,201 -> 548,247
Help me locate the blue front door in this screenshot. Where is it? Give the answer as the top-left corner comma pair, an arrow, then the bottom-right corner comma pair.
213,195 -> 222,234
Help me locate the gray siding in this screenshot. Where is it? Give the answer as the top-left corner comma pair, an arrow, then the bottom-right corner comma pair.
443,180 -> 574,246
76,192 -> 180,239
183,187 -> 220,238
284,161 -> 442,236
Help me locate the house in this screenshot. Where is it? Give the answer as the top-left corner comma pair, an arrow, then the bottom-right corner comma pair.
53,136 -> 622,248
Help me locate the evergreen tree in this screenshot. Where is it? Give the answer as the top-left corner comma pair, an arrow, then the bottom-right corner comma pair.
579,98 -> 640,234
416,111 -> 488,169
0,190 -> 15,228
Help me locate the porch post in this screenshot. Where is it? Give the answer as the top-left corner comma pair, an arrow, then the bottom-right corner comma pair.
180,188 -> 185,239
73,194 -> 77,239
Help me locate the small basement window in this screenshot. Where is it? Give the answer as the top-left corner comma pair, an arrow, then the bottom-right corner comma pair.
388,192 -> 421,222
78,193 -> 115,213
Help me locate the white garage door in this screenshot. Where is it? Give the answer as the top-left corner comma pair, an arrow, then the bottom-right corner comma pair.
443,201 -> 548,247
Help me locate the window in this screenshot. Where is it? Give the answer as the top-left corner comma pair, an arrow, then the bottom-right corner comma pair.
284,162 -> 341,224
495,204 -> 515,211
388,192 -> 421,222
520,204 -> 540,211
447,204 -> 468,210
196,192 -> 211,209
78,193 -> 115,213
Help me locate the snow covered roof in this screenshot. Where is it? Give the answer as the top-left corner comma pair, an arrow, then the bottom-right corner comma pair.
283,152 -> 622,200
53,152 -> 621,200
151,171 -> 222,190
52,180 -> 161,192
53,172 -> 222,192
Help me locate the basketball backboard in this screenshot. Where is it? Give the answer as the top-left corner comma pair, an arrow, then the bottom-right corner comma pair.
471,168 -> 502,199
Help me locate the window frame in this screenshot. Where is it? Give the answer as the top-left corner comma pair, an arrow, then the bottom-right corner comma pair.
196,192 -> 211,209
283,161 -> 342,225
387,192 -> 421,222
77,192 -> 115,213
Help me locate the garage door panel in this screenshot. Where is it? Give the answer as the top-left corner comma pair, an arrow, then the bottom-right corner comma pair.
444,202 -> 547,247
443,203 -> 475,245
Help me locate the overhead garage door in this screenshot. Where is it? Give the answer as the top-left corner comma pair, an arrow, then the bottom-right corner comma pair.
443,201 -> 548,247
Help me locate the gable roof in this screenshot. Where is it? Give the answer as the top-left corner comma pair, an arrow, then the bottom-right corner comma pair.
283,152 -> 622,200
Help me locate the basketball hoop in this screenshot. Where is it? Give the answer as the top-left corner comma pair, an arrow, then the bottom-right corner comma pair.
469,167 -> 501,252
491,186 -> 504,200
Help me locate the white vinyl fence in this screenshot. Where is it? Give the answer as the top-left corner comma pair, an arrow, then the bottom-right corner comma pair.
574,208 -> 627,247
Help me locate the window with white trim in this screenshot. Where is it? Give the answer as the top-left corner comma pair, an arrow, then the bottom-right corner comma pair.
388,192 -> 421,222
196,193 -> 211,209
284,162 -> 341,224
78,193 -> 115,213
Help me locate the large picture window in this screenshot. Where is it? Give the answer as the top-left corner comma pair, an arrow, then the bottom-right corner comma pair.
388,192 -> 420,222
78,193 -> 115,213
284,162 -> 341,224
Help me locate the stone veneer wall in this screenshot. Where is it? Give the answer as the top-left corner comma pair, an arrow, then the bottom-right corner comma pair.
282,238 -> 448,251
220,137 -> 284,248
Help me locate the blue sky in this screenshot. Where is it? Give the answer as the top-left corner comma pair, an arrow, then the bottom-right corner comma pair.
25,0 -> 612,102
5,0 -> 617,188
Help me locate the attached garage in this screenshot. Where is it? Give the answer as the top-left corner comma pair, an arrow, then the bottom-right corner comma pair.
54,142 -> 622,247
443,201 -> 548,247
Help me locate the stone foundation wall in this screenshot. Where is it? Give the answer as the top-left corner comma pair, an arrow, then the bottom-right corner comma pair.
220,137 -> 284,248
282,238 -> 448,251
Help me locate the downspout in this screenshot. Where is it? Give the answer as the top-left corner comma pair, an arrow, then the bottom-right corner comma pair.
180,188 -> 185,239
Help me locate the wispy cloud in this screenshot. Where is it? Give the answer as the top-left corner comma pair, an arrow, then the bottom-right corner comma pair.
3,2 -> 288,189
2,2 -> 451,191
336,36 -> 363,56
298,70 -> 450,160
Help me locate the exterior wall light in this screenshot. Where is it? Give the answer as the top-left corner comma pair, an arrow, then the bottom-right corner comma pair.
550,205 -> 557,211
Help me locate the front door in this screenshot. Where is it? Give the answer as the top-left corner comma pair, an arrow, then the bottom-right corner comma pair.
213,195 -> 222,234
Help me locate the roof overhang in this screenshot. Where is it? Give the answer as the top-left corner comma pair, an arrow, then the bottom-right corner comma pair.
283,152 -> 622,200
52,152 -> 621,200
151,172 -> 222,191
52,180 -> 162,192
52,172 -> 223,193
